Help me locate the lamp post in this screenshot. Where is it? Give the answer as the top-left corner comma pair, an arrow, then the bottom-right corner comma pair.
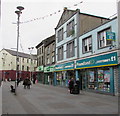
15,6 -> 24,95
28,47 -> 34,81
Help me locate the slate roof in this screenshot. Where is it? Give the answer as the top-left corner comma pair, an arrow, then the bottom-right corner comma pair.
3,49 -> 37,60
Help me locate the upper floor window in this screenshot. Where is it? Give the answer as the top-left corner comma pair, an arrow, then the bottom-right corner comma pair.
42,46 -> 44,53
22,65 -> 24,71
47,58 -> 50,64
58,46 -> 63,61
37,49 -> 39,55
98,27 -> 112,48
47,46 -> 50,55
27,66 -> 29,71
40,48 -> 41,54
52,56 -> 55,63
27,58 -> 29,63
82,36 -> 92,53
17,65 -> 19,70
52,43 -> 55,52
31,59 -> 33,64
22,58 -> 24,63
42,56 -> 44,65
67,41 -> 75,58
17,57 -> 19,62
58,28 -> 63,42
67,20 -> 75,37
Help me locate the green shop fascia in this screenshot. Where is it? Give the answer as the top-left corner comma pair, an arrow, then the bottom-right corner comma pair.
75,52 -> 118,94
43,65 -> 55,84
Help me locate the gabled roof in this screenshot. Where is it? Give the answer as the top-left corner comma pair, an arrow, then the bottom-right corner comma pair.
55,8 -> 79,29
3,49 -> 37,60
55,8 -> 109,30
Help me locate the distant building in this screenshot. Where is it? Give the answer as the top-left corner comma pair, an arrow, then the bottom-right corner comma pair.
0,49 -> 37,81
36,35 -> 55,84
36,41 -> 45,83
44,35 -> 55,85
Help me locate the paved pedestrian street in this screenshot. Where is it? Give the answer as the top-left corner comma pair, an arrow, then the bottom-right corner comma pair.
2,81 -> 118,115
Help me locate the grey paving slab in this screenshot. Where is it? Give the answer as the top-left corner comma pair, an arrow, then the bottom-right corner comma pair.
2,81 -> 119,114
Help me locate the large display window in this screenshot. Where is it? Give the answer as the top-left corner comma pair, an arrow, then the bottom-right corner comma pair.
97,67 -> 110,92
79,67 -> 111,92
87,69 -> 97,90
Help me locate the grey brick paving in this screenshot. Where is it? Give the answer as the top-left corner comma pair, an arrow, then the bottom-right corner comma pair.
2,81 -> 119,114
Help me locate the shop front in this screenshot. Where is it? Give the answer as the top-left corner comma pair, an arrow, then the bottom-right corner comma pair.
44,65 -> 55,85
55,61 -> 75,87
75,52 -> 118,95
37,66 -> 44,84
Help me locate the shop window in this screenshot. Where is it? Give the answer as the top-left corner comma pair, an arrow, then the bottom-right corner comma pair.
97,68 -> 110,92
87,70 -> 97,90
98,27 -> 112,48
82,36 -> 92,53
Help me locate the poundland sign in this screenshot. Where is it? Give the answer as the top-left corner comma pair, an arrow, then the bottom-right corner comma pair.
76,52 -> 118,69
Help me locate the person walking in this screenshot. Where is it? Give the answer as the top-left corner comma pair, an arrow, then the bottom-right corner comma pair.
68,78 -> 74,94
17,78 -> 20,87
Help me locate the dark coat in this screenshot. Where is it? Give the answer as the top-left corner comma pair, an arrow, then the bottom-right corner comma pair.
69,80 -> 74,89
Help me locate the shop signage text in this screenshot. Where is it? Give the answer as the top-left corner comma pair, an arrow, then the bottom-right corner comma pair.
76,52 -> 118,69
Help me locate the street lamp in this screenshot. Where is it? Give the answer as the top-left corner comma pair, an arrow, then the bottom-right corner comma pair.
15,6 -> 24,95
28,47 -> 34,81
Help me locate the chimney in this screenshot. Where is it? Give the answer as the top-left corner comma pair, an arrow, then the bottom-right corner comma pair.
64,7 -> 67,11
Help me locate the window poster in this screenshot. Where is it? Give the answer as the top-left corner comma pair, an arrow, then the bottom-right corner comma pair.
89,71 -> 94,82
98,70 -> 104,82
104,70 -> 110,82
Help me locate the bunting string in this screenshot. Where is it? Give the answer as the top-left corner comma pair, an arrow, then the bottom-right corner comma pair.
12,1 -> 83,24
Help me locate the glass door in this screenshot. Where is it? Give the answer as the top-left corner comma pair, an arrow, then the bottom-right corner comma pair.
80,70 -> 86,90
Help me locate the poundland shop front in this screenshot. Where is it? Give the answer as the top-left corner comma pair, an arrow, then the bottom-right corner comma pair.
75,52 -> 118,95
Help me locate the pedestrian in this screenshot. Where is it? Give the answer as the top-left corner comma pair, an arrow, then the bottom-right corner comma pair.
68,78 -> 74,94
10,85 -> 15,93
23,78 -> 28,89
23,77 -> 31,89
27,78 -> 31,89
17,78 -> 20,87
33,76 -> 36,84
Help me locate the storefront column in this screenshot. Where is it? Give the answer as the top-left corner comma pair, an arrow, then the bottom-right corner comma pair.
75,70 -> 79,80
54,72 -> 57,86
118,65 -> 120,94
110,67 -> 114,94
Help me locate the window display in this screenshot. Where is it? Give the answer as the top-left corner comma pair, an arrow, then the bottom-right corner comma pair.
85,67 -> 111,92
97,68 -> 110,92
88,70 -> 95,89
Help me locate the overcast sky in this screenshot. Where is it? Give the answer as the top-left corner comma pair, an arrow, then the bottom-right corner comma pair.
1,0 -> 117,54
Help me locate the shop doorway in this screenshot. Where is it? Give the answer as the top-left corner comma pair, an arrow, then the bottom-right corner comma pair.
80,70 -> 86,90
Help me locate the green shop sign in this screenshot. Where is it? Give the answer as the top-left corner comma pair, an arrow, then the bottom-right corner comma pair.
76,52 -> 118,69
38,66 -> 44,71
44,65 -> 55,72
106,32 -> 115,41
55,61 -> 74,71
